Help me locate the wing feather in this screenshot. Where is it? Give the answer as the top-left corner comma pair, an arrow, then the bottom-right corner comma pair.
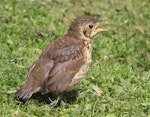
41,41 -> 85,94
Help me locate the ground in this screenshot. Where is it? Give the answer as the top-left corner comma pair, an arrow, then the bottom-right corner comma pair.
0,0 -> 149,117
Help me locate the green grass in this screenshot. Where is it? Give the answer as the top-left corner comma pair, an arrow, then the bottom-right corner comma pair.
0,0 -> 150,116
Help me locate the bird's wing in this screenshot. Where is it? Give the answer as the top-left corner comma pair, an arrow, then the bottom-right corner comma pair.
26,37 -> 81,83
15,58 -> 54,100
41,42 -> 85,94
15,38 -> 85,99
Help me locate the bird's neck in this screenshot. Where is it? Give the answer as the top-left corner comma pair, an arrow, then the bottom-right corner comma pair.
67,30 -> 91,41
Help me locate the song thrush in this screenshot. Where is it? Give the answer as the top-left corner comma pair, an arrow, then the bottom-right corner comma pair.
15,15 -> 107,100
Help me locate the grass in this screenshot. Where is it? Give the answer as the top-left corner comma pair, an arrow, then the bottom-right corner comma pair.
0,0 -> 150,116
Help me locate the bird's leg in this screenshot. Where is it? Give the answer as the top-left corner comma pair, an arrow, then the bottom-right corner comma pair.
58,96 -> 66,106
51,93 -> 66,106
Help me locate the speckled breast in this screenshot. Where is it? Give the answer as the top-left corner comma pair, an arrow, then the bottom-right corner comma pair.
68,40 -> 92,90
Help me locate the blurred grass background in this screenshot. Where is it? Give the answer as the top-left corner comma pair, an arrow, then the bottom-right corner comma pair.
0,0 -> 149,116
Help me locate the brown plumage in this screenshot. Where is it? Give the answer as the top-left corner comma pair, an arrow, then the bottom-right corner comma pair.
15,15 -> 107,100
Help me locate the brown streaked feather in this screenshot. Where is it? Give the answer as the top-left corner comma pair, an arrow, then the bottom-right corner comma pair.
41,59 -> 84,94
51,42 -> 84,63
41,42 -> 85,94
40,37 -> 83,59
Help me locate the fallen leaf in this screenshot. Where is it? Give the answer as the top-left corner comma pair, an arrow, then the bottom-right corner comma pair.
135,26 -> 145,34
93,85 -> 104,96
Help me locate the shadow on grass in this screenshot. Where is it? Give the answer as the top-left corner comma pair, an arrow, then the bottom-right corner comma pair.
15,90 -> 79,106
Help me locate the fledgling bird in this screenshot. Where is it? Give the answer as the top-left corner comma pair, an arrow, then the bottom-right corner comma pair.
15,15 -> 107,100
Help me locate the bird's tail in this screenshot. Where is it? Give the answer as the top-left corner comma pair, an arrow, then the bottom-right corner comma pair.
15,83 -> 41,100
15,86 -> 34,100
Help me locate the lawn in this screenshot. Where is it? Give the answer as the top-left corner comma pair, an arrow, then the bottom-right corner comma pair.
0,0 -> 150,117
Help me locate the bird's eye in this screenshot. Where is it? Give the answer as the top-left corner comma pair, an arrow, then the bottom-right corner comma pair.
89,24 -> 93,29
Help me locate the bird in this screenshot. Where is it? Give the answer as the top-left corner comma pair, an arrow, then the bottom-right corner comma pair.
15,15 -> 107,100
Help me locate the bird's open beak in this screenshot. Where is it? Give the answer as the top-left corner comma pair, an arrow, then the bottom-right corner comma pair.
94,18 -> 108,33
95,28 -> 108,33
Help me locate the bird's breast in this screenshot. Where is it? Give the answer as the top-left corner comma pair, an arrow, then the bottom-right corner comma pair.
68,40 -> 92,90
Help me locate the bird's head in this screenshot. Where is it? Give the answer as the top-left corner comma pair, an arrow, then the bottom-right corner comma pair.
68,15 -> 107,40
